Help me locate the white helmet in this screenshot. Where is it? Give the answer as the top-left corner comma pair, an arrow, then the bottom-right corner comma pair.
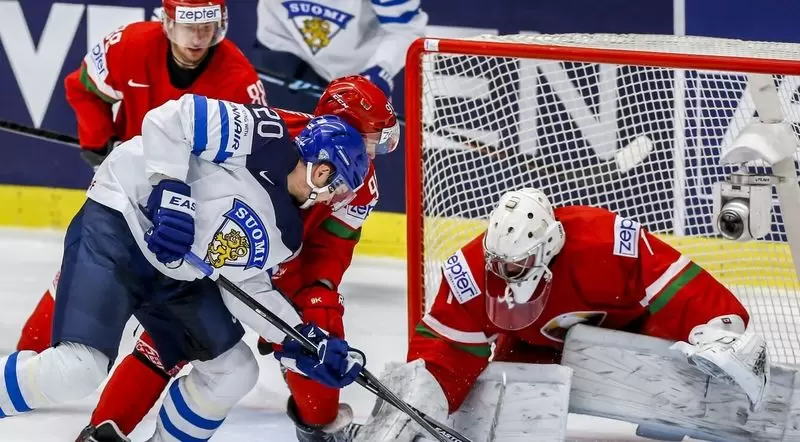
483,188 -> 565,330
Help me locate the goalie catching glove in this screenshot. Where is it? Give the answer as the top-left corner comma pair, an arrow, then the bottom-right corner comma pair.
670,314 -> 770,412
275,323 -> 365,389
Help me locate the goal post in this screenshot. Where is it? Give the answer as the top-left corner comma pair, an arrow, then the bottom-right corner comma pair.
404,34 -> 800,365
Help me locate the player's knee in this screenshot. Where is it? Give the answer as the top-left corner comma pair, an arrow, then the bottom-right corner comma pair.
36,342 -> 109,403
189,340 -> 258,409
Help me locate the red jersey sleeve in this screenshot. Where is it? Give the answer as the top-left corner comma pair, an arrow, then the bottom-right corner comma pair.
301,165 -> 379,288
223,70 -> 267,106
635,230 -> 749,341
64,24 -> 131,148
408,234 -> 495,413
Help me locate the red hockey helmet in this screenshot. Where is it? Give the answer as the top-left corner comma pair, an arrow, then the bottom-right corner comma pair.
315,76 -> 400,156
161,0 -> 228,49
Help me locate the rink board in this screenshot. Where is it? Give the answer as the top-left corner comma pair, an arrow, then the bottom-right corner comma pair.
1,183 -> 796,290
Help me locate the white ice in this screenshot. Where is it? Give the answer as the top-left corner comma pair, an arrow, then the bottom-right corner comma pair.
0,228 -> 688,441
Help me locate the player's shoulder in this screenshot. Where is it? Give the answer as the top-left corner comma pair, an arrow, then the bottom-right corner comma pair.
556,206 -> 616,232
213,40 -> 257,72
205,40 -> 261,101
557,206 -> 643,260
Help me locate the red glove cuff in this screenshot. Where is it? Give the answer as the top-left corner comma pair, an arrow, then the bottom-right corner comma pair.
293,283 -> 345,339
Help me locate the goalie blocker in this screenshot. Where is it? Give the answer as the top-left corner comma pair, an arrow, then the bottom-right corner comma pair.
357,323 -> 788,442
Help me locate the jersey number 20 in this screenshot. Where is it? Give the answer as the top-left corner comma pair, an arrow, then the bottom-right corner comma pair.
249,106 -> 284,140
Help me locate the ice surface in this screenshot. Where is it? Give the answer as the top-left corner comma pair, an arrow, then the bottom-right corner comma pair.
0,228 -> 683,441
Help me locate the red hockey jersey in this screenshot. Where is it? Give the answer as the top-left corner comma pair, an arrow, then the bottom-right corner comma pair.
64,21 -> 265,149
409,206 -> 749,413
269,109 -> 379,296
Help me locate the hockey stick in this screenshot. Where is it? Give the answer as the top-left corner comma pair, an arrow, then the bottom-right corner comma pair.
1,72 -> 652,180
255,67 -> 652,177
0,119 -> 80,148
184,252 -> 473,442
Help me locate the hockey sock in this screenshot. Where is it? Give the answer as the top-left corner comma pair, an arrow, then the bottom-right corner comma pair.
286,370 -> 340,426
0,351 -> 36,417
90,351 -> 170,435
151,377 -> 227,441
16,289 -> 55,353
150,341 -> 257,441
1,344 -> 108,417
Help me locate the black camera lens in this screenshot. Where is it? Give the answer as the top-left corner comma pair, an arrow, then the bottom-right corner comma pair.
718,210 -> 744,239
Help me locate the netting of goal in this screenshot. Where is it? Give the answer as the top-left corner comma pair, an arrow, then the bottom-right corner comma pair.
404,33 -> 800,366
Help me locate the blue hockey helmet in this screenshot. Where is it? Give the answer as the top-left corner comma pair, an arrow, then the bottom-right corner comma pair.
295,115 -> 369,209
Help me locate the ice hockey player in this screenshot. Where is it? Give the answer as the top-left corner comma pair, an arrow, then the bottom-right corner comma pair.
0,94 -> 370,442
254,0 -> 427,109
66,0 -> 267,167
354,187 -> 770,442
76,76 -> 398,442
16,0 -> 267,355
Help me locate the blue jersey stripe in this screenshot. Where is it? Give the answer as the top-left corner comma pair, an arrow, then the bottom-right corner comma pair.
4,352 -> 31,413
371,0 -> 412,6
376,7 -> 420,23
192,95 -> 209,156
158,408 -> 210,442
213,101 -> 231,163
169,381 -> 225,431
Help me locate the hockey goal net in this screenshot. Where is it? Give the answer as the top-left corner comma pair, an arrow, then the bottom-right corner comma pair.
404,33 -> 800,365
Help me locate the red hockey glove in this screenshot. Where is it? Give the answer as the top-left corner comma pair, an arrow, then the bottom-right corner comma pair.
293,282 -> 345,339
255,282 -> 345,356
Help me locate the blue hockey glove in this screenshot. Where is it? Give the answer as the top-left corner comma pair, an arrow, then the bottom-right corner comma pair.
274,323 -> 365,389
143,179 -> 196,265
359,65 -> 393,99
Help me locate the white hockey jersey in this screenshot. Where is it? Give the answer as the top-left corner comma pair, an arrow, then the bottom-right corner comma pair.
256,0 -> 428,81
87,93 -> 304,343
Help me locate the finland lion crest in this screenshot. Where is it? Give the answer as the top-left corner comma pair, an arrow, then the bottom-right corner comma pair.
282,1 -> 354,54
206,199 -> 269,269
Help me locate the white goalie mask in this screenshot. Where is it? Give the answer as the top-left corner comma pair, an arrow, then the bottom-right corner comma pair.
483,188 -> 565,330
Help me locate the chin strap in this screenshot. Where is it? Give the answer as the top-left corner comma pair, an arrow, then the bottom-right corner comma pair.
299,162 -> 332,209
298,192 -> 318,209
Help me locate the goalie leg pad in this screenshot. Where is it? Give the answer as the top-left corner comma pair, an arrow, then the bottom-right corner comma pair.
353,359 -> 449,442
356,360 -> 572,442
561,324 -> 800,442
448,362 -> 572,442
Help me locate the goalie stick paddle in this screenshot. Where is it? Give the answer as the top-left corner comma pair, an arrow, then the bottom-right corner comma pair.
184,252 -> 474,442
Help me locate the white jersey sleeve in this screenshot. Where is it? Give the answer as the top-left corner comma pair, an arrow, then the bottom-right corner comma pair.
223,273 -> 301,344
366,0 -> 427,77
